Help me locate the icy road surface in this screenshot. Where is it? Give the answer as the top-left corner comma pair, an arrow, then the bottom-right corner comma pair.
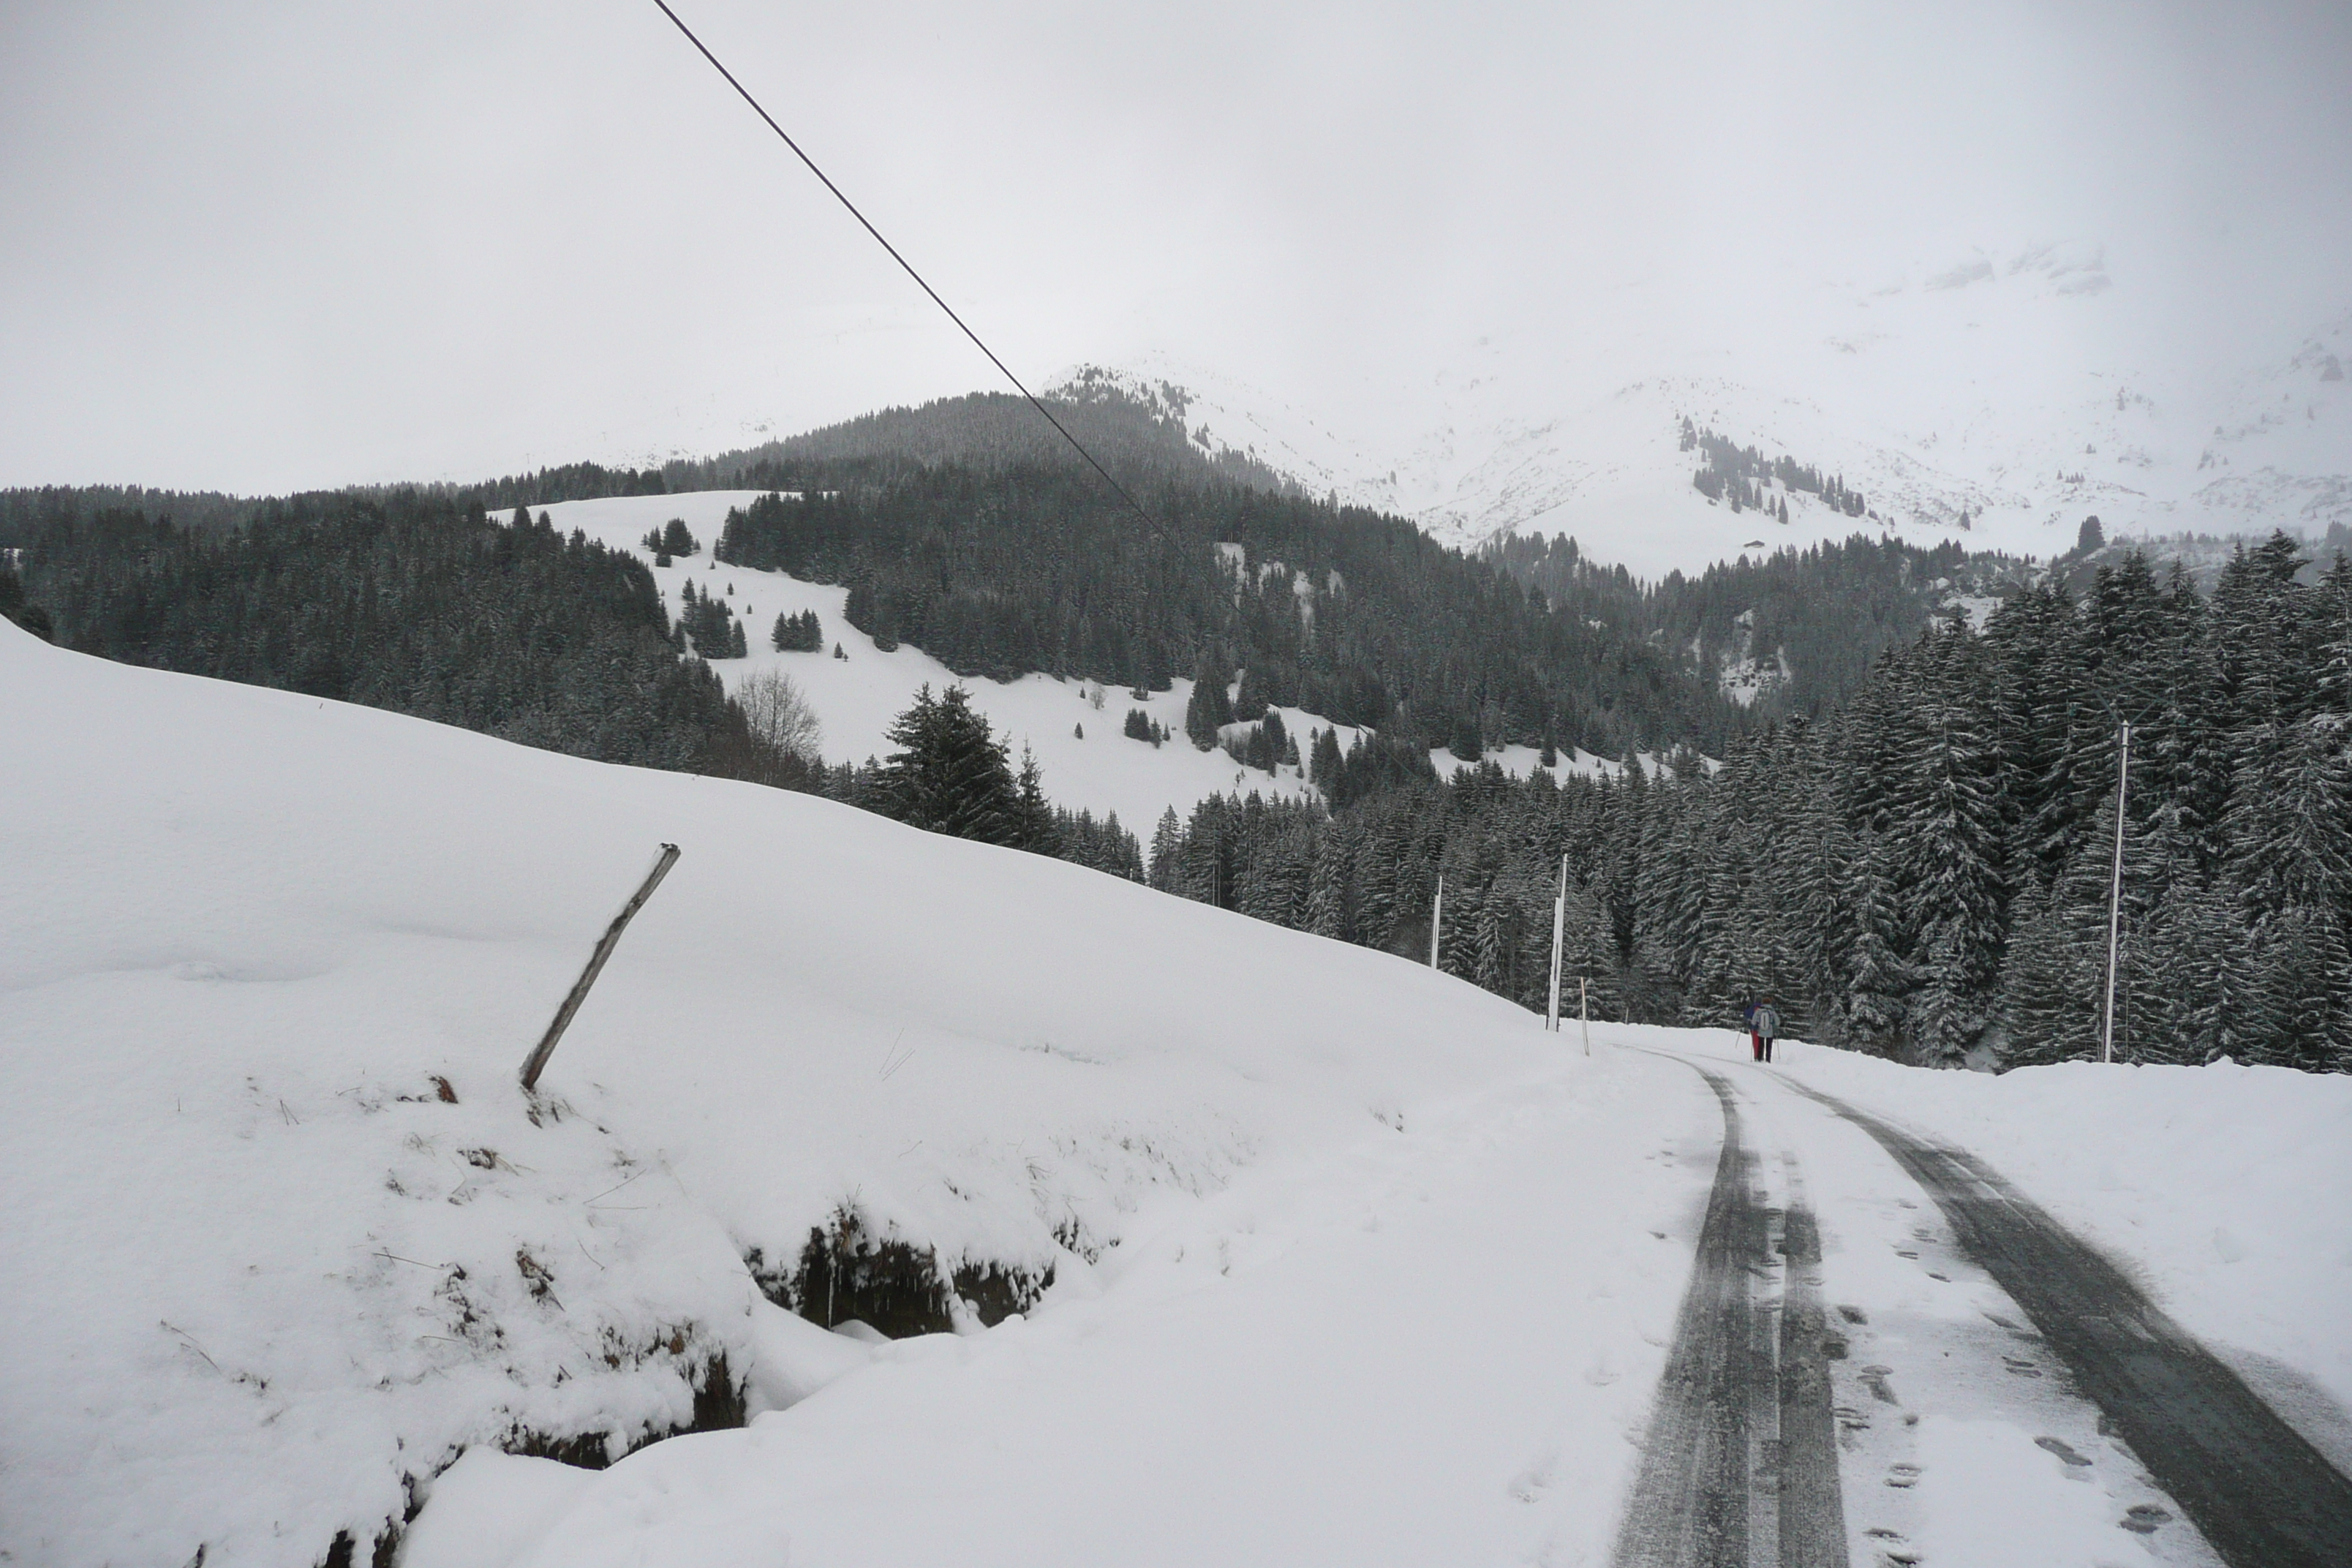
1618,1042 -> 2352,1568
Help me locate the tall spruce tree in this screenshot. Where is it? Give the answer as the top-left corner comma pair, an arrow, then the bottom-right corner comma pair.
877,685 -> 1022,846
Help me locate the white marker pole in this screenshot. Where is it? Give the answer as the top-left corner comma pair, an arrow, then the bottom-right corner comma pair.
1546,899 -> 1564,1030
1429,873 -> 1444,970
1580,976 -> 1591,1058
1546,856 -> 1567,1032
2102,721 -> 2131,1065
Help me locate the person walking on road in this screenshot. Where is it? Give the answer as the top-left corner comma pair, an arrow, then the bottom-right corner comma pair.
1753,996 -> 1781,1063
1743,998 -> 1763,1062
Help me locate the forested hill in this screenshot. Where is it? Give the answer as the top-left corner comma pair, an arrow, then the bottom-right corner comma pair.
710,461 -> 1745,757
1485,530 -> 2008,720
1487,519 -> 2352,725
666,374 -> 1300,497
10,493 -> 760,777
0,484 -> 260,543
12,462 -> 1751,761
1150,534 -> 2352,1074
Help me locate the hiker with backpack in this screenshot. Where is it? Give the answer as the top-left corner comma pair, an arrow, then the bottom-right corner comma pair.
1752,996 -> 1782,1063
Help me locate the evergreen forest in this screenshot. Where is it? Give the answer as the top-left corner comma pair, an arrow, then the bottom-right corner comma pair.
1146,537 -> 2352,1074
1484,530 -> 2029,720
14,494 -> 749,774
708,464 -> 1738,758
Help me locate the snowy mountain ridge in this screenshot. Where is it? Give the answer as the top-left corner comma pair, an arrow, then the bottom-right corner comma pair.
1058,253 -> 2352,579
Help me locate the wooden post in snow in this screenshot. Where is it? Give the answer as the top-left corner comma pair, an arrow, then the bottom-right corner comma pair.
521,843 -> 681,1092
1580,976 -> 1591,1058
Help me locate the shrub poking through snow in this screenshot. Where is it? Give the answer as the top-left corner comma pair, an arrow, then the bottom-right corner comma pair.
745,1205 -> 1055,1338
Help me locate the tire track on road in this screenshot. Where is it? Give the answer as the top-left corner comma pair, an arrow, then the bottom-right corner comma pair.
1613,1062 -> 1849,1568
1784,1077 -> 2352,1568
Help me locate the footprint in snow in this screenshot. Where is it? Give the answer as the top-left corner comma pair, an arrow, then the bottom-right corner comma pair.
2119,1504 -> 2172,1534
2034,1436 -> 2093,1467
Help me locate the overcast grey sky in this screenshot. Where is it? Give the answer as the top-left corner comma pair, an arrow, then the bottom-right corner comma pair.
3,1 -> 2347,493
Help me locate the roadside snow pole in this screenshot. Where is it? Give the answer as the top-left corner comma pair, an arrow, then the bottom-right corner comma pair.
1546,856 -> 1567,1032
521,843 -> 682,1092
1545,899 -> 1564,1031
1429,874 -> 1444,969
2101,723 -> 2130,1065
1580,976 -> 1591,1058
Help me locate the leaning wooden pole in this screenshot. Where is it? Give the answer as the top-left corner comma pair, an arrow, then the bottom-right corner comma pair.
521,843 -> 681,1092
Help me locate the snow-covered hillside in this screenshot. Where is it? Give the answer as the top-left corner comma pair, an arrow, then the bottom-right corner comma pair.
1068,267 -> 2352,578
0,616 -> 1560,1567
554,492 -> 1338,834
547,493 -> 1649,827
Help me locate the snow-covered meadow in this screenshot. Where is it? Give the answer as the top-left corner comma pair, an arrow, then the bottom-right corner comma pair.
546,491 -> 1660,829
0,617 -> 1612,1566
551,491 -> 1344,834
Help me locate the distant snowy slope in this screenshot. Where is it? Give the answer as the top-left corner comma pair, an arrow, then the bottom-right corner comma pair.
549,492 -> 1635,827
0,617 -> 1554,1568
549,491 -> 1350,831
1077,268 -> 2352,577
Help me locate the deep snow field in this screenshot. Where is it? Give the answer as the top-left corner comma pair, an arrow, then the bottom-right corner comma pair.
0,617 -> 1636,1567
4,617 -> 2348,1568
548,491 -> 1648,833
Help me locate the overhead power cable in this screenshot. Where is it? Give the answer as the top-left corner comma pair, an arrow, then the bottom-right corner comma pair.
649,1 -> 1162,535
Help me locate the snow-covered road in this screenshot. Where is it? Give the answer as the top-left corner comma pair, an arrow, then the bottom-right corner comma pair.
1620,1039 -> 2352,1568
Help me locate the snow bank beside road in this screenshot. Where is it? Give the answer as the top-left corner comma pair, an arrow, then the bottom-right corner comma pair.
0,621 -> 1557,1567
403,1036 -> 1722,1568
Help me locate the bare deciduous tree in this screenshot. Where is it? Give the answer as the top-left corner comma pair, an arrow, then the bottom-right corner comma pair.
735,668 -> 823,762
